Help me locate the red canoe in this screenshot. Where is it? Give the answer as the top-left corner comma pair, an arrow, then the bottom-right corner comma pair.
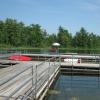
9,55 -> 32,61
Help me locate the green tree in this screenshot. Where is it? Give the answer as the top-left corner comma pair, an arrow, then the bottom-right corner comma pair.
57,26 -> 72,47
30,24 -> 44,47
41,30 -> 49,47
4,18 -> 21,46
0,20 -> 5,44
47,34 -> 57,46
73,27 -> 88,48
0,18 -> 100,50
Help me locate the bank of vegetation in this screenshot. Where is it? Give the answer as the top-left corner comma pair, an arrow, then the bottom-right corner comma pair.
0,18 -> 100,53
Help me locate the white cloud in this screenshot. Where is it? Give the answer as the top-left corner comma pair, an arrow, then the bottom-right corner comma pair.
81,2 -> 100,12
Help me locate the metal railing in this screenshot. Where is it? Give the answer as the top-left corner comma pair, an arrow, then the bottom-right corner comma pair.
21,53 -> 100,64
0,57 -> 61,100
60,53 -> 100,64
61,54 -> 100,76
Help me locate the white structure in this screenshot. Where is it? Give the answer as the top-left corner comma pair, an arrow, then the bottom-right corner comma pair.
64,58 -> 81,64
52,43 -> 60,47
52,42 -> 60,54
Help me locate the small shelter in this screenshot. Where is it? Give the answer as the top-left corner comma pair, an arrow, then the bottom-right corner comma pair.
52,42 -> 60,54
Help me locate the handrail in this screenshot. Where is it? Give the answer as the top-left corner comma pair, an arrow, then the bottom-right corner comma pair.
0,56 -> 61,100
36,56 -> 57,67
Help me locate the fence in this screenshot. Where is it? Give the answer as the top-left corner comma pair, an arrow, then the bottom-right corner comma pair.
60,53 -> 100,64
0,57 -> 61,100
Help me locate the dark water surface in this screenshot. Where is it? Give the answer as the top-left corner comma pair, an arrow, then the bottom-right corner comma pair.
46,75 -> 100,100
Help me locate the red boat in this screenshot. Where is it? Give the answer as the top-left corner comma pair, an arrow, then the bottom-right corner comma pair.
9,55 -> 32,61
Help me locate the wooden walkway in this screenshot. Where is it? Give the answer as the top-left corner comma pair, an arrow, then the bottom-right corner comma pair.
0,59 -> 60,100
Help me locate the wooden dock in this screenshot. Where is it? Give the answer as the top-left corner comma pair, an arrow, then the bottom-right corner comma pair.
61,63 -> 100,76
0,53 -> 100,100
0,58 -> 60,100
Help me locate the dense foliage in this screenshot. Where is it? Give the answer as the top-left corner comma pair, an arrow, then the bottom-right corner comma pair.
0,18 -> 100,49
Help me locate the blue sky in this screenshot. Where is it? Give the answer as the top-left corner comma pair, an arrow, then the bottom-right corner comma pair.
0,0 -> 100,35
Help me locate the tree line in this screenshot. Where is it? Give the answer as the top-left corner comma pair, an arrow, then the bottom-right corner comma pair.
0,18 -> 100,49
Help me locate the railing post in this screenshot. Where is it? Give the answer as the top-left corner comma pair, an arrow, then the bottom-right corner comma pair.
98,56 -> 100,88
59,55 -> 61,75
38,56 -> 39,61
72,54 -> 74,66
60,56 -> 61,66
45,56 -> 46,61
32,65 -> 35,100
95,54 -> 96,64
71,54 -> 73,81
47,59 -> 50,89
54,57 -> 56,70
35,65 -> 37,100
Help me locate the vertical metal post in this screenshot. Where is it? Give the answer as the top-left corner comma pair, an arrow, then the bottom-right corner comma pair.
55,57 -> 57,69
71,54 -> 73,88
47,59 -> 50,89
32,66 -> 34,100
72,54 -> 74,75
32,66 -> 34,86
58,56 -> 60,65
35,65 -> 37,100
58,55 -> 61,75
38,56 -> 39,61
54,57 -> 56,70
98,56 -> 100,88
45,56 -> 46,61
72,54 -> 73,66
95,54 -> 96,64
